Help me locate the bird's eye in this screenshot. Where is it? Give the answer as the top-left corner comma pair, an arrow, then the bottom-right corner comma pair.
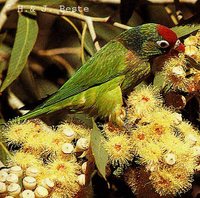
156,40 -> 170,48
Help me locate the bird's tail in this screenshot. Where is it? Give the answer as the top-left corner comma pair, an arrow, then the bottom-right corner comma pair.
15,91 -> 92,122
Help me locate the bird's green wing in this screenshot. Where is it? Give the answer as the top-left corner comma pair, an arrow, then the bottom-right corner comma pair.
38,40 -> 132,109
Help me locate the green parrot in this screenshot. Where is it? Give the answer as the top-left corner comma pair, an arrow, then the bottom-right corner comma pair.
18,23 -> 185,126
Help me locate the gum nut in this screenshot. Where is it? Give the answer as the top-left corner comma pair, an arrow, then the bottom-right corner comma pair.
23,176 -> 37,190
171,66 -> 186,76
193,146 -> 200,157
34,186 -> 48,198
61,143 -> 74,154
21,190 -> 35,198
77,174 -> 86,186
10,166 -> 23,177
3,168 -> 10,173
186,134 -> 197,145
41,178 -> 54,190
6,174 -> 18,184
0,182 -> 6,193
173,113 -> 182,124
164,153 -> 176,165
146,164 -> 156,172
76,138 -> 89,151
26,167 -> 39,177
81,162 -> 87,174
185,46 -> 198,57
7,183 -> 21,196
184,36 -> 198,46
63,127 -> 75,139
0,170 -> 8,182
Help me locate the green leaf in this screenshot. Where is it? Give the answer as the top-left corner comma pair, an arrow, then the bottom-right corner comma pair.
0,14 -> 38,92
153,72 -> 165,91
91,120 -> 109,180
0,127 -> 11,164
171,24 -> 200,38
0,142 -> 10,164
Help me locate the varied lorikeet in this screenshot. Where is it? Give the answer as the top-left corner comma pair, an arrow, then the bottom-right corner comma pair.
18,23 -> 185,126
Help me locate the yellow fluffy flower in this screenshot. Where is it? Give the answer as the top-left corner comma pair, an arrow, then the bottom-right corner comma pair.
162,55 -> 189,91
103,133 -> 134,167
176,121 -> 199,141
10,151 -> 42,169
3,121 -> 37,144
150,168 -> 193,196
127,86 -> 162,120
57,121 -> 91,139
45,158 -> 81,197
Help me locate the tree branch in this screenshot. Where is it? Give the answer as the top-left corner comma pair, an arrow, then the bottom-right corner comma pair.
0,0 -> 19,31
10,5 -> 131,30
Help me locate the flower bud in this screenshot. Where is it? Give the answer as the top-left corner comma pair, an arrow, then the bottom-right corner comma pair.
171,66 -> 186,76
185,134 -> 197,146
0,181 -> 7,193
41,178 -> 54,190
0,170 -> 8,182
26,167 -> 39,178
62,127 -> 76,141
6,174 -> 18,184
77,174 -> 86,186
81,162 -> 88,174
20,190 -> 35,198
23,176 -> 37,190
7,183 -> 21,196
10,166 -> 23,177
164,153 -> 176,165
172,113 -> 182,125
75,138 -> 89,152
34,186 -> 48,198
61,143 -> 74,154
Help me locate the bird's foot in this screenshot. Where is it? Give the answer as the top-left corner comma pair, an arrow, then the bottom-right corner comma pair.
109,106 -> 126,128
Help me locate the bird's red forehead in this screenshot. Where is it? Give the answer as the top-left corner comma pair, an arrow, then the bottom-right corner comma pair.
157,25 -> 178,45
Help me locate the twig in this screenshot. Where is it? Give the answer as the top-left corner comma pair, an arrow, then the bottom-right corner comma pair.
8,91 -> 29,115
0,0 -> 19,31
89,0 -> 197,3
81,23 -> 87,64
50,55 -> 75,76
0,0 -> 6,4
164,6 -> 179,25
174,0 -> 184,22
11,5 -> 131,30
38,47 -> 81,56
62,16 -> 94,56
85,17 -> 101,51
61,16 -> 82,38
149,0 -> 197,3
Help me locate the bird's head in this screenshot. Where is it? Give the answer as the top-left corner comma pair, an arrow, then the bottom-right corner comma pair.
119,23 -> 185,59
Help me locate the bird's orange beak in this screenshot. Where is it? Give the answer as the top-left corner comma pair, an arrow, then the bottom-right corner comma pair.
174,40 -> 185,53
